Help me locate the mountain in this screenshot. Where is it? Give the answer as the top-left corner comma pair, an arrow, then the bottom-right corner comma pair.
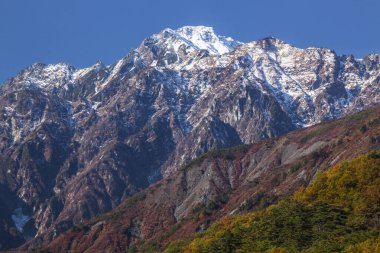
0,26 -> 379,250
164,150 -> 380,252
39,102 -> 380,253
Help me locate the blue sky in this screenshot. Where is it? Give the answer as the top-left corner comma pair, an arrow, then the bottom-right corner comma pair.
0,0 -> 379,83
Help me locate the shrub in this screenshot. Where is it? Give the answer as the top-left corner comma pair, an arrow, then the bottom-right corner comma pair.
239,192 -> 264,212
165,240 -> 188,253
289,164 -> 301,173
368,116 -> 380,127
360,124 -> 368,133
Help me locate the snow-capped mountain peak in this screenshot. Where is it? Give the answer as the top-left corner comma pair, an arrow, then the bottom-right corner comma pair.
173,26 -> 241,55
0,26 -> 380,250
153,26 -> 241,56
137,26 -> 242,69
13,63 -> 75,90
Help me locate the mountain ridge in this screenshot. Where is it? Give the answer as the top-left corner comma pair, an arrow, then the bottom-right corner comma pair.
0,26 -> 379,250
38,103 -> 380,253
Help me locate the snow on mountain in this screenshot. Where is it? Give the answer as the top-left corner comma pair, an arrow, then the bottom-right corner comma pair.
11,208 -> 31,233
13,63 -> 76,90
174,26 -> 241,55
0,26 -> 379,250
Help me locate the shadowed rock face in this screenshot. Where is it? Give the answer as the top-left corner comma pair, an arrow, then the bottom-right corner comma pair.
0,26 -> 379,250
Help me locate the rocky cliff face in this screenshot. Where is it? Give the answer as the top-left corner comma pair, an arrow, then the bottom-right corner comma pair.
44,104 -> 380,253
0,26 -> 379,250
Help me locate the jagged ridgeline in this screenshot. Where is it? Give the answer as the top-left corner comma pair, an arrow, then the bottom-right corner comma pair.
165,151 -> 380,253
0,26 -> 379,251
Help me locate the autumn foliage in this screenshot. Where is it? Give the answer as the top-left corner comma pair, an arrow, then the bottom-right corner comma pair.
165,151 -> 380,253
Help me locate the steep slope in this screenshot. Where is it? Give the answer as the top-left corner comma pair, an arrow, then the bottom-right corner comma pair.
165,150 -> 380,252
39,105 -> 380,253
0,26 -> 379,250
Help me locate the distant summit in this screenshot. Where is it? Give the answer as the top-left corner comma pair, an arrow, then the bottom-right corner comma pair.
164,25 -> 241,55
0,26 -> 379,250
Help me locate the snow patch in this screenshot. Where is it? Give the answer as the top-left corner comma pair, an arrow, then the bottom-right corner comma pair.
11,208 -> 31,233
163,26 -> 241,55
26,63 -> 74,89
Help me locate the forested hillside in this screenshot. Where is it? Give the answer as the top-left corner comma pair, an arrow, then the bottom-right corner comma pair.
165,151 -> 380,252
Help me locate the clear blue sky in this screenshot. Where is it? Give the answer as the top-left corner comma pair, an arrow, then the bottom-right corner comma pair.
0,0 -> 379,83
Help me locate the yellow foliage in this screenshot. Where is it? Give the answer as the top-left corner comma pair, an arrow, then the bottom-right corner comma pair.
266,247 -> 289,253
165,150 -> 380,253
343,237 -> 380,253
